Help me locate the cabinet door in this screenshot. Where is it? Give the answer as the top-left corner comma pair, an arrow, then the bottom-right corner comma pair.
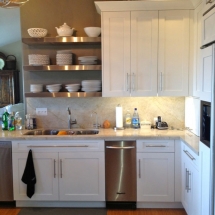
200,142 -> 210,215
13,152 -> 59,201
130,11 -> 158,96
200,45 -> 213,102
193,3 -> 204,97
158,10 -> 189,96
0,70 -> 20,107
102,12 -> 131,97
137,152 -> 174,202
181,144 -> 200,215
181,155 -> 191,214
59,152 -> 105,201
202,5 -> 215,46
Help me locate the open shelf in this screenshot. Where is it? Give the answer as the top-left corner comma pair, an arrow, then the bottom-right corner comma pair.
22,37 -> 101,45
23,65 -> 102,71
25,92 -> 102,98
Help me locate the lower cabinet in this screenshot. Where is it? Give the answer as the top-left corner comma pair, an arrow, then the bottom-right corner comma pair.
12,140 -> 105,201
136,139 -> 175,202
181,141 -> 200,215
200,141 -> 210,215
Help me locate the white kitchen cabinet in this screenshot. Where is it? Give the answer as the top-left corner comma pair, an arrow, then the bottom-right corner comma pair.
13,152 -> 59,201
59,152 -> 105,201
193,2 -> 204,97
12,140 -> 105,202
200,141 -> 210,215
102,10 -> 190,97
130,11 -> 158,96
136,140 -> 175,202
202,2 -> 215,46
200,45 -> 213,102
181,141 -> 200,215
158,10 -> 189,96
102,11 -> 130,97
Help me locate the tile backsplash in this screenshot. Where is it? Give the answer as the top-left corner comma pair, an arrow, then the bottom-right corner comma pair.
26,97 -> 185,129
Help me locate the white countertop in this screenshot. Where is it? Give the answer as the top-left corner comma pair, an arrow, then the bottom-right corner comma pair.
0,128 -> 200,155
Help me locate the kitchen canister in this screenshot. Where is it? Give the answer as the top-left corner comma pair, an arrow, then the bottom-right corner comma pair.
115,104 -> 123,129
5,55 -> 16,70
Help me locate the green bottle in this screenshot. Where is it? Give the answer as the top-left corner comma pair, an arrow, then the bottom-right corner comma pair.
8,112 -> 15,131
2,108 -> 9,130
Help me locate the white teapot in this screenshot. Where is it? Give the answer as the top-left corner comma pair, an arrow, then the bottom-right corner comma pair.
55,23 -> 75,36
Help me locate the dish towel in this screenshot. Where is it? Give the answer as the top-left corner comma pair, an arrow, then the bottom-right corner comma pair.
21,149 -> 36,198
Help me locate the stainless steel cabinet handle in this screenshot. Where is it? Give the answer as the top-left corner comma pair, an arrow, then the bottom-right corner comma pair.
160,72 -> 163,91
139,159 -> 141,178
127,73 -> 129,92
146,145 -> 166,147
132,73 -> 135,91
186,168 -> 189,192
183,150 -> 195,160
27,145 -> 89,148
60,159 -> 62,178
54,159 -> 56,178
106,146 -> 135,149
188,171 -> 191,191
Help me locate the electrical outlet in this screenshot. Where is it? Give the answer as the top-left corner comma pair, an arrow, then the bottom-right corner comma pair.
36,108 -> 47,116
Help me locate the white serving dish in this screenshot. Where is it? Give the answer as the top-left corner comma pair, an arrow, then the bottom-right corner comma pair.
27,28 -> 48,38
84,27 -> 101,37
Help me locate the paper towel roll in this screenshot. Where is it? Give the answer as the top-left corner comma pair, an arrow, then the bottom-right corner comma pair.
116,105 -> 123,128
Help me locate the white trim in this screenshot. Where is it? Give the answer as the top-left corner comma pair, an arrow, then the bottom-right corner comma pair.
95,1 -> 194,14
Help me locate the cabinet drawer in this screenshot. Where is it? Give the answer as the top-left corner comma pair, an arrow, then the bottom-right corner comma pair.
12,140 -> 104,152
182,141 -> 199,169
136,139 -> 175,152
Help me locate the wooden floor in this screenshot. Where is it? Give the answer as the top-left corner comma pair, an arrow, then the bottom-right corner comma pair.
0,208 -> 187,215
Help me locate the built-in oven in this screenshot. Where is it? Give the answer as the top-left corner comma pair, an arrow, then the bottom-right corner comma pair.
200,100 -> 211,148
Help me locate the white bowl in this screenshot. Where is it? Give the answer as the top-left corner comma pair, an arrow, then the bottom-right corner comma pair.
48,89 -> 60,93
27,28 -> 48,38
84,27 -> 101,37
46,84 -> 62,87
65,83 -> 80,87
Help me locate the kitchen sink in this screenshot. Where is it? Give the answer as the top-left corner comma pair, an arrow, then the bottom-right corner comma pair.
23,129 -> 99,135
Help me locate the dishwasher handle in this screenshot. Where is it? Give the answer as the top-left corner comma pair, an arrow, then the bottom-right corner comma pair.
106,146 -> 135,149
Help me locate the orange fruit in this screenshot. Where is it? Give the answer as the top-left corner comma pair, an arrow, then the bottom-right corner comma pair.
57,130 -> 67,135
103,120 -> 111,128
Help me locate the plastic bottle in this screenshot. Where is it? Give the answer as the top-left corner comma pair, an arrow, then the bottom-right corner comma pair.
125,109 -> 131,128
14,112 -> 22,130
132,108 -> 140,129
8,112 -> 15,131
2,108 -> 9,130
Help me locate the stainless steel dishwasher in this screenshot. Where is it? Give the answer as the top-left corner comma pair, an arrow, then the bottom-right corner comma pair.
0,141 -> 13,201
105,141 -> 136,209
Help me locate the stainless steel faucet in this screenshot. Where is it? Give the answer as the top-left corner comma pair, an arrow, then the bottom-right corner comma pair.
67,107 -> 77,129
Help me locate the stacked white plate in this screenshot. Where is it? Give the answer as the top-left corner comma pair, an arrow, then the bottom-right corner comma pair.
29,54 -> 49,66
78,56 -> 97,65
30,84 -> 43,93
56,50 -> 73,65
65,83 -> 81,92
81,80 -> 101,92
46,84 -> 62,93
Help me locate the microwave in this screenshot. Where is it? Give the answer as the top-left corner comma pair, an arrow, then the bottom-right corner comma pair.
200,100 -> 211,148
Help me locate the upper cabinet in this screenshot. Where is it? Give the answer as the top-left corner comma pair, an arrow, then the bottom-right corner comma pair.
158,10 -> 189,97
101,9 -> 190,97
